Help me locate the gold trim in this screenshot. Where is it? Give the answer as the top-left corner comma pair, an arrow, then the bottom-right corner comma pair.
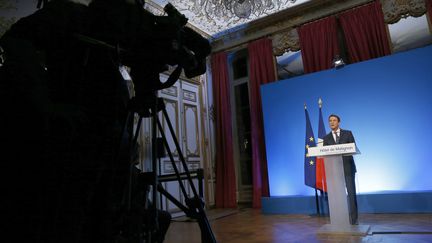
183,89 -> 197,102
198,81 -> 212,207
186,162 -> 201,171
162,98 -> 180,156
163,160 -> 181,174
161,69 -> 202,85
161,86 -> 178,98
381,0 -> 427,24
183,104 -> 200,157
271,28 -> 300,56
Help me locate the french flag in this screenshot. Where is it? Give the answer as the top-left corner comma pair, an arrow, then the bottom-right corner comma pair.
316,98 -> 327,192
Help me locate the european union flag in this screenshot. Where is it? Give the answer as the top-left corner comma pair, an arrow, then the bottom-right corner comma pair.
304,105 -> 317,188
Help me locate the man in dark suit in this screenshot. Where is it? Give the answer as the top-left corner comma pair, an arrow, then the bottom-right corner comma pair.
323,114 -> 358,225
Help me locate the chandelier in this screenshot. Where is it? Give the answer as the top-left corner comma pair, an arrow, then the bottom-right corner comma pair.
190,0 -> 297,19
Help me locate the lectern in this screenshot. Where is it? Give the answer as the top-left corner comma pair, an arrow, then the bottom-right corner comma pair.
308,143 -> 370,235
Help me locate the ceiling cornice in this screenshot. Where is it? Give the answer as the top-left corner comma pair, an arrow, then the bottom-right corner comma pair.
211,0 -> 373,53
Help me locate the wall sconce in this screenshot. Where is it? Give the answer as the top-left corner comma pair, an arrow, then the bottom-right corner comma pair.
332,55 -> 345,69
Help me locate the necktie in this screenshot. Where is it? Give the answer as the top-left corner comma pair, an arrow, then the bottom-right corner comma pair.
334,131 -> 340,144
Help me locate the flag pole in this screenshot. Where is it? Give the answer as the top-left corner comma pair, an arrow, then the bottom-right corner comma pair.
315,188 -> 320,215
305,103 -> 320,216
318,97 -> 329,216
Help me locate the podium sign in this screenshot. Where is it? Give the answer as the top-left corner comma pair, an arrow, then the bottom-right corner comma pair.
308,143 -> 369,235
308,143 -> 357,157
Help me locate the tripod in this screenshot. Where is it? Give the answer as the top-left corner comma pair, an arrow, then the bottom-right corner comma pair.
121,92 -> 217,243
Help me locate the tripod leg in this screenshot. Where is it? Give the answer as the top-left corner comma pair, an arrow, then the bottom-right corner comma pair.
156,104 -> 217,243
127,115 -> 143,211
160,107 -> 199,196
149,92 -> 159,242
154,114 -> 191,210
157,184 -> 189,213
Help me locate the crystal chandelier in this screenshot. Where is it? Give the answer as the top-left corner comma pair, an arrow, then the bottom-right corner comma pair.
190,0 -> 297,19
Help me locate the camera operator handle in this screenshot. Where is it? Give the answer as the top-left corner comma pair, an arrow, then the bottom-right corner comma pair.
157,66 -> 182,90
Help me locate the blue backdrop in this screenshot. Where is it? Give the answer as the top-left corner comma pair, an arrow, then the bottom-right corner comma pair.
261,45 -> 432,196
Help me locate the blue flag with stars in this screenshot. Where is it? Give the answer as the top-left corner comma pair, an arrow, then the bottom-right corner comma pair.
304,105 -> 317,189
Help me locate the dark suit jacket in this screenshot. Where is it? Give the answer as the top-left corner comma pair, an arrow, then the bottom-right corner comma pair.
323,129 -> 357,174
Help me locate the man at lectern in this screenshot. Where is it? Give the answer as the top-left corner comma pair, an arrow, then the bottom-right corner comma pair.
323,114 -> 358,225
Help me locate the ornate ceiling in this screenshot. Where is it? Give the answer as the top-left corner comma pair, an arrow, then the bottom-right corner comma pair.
152,0 -> 310,36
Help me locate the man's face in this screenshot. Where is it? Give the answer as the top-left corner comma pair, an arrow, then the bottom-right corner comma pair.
329,116 -> 340,131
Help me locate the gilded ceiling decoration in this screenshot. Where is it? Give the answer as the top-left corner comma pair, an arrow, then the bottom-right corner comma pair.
381,0 -> 427,24
271,28 -> 300,56
158,0 -> 309,35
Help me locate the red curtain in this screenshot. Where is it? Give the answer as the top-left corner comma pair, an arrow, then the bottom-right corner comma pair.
211,52 -> 237,208
339,1 -> 391,63
248,38 -> 275,208
298,17 -> 340,74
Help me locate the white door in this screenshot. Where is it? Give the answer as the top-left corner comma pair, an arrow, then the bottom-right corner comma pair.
138,74 -> 206,214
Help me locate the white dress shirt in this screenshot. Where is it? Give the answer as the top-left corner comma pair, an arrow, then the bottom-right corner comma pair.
332,128 -> 341,143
